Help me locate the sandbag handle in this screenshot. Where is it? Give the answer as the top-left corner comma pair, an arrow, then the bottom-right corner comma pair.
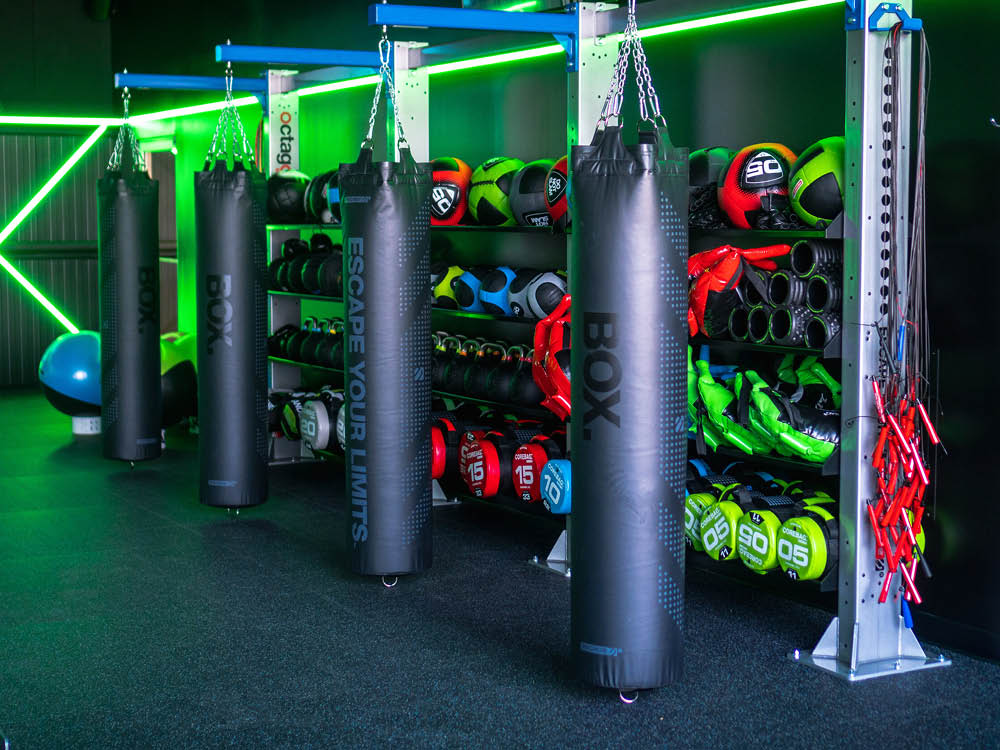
107,80 -> 145,174
205,47 -> 255,170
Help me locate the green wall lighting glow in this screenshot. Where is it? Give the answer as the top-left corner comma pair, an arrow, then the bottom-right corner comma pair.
638,0 -> 843,39
298,74 -> 381,98
0,116 -> 120,127
425,44 -> 564,76
0,124 -> 108,334
0,253 -> 80,333
130,95 -> 259,124
502,1 -> 539,11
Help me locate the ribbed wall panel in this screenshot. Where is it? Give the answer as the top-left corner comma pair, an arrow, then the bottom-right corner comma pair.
0,132 -> 114,247
0,131 -> 115,386
0,257 -> 99,386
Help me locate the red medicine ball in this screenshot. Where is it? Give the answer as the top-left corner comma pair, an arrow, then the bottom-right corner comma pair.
544,155 -> 570,230
717,143 -> 797,229
431,157 -> 472,226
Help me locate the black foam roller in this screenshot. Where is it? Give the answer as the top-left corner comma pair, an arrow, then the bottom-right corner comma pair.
339,147 -> 432,576
98,167 -> 162,461
194,162 -> 268,508
570,126 -> 688,689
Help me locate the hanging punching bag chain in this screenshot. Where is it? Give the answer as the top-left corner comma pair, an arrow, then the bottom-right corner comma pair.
595,0 -> 669,133
108,81 -> 145,174
206,48 -> 255,169
361,25 -> 408,152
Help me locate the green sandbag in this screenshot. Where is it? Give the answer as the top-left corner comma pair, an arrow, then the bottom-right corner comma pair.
742,369 -> 839,463
687,346 -> 724,452
695,359 -> 771,455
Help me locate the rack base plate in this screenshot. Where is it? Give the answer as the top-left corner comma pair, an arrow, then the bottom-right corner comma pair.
789,617 -> 951,681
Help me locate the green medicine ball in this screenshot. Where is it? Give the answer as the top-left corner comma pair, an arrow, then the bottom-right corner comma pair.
469,157 -> 525,226
788,136 -> 845,228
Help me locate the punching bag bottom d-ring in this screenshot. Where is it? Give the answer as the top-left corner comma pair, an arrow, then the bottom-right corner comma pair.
195,161 -> 269,508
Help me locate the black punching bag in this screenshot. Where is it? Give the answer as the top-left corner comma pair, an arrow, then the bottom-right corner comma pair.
98,145 -> 162,462
339,146 -> 432,576
195,160 -> 268,507
570,124 -> 689,689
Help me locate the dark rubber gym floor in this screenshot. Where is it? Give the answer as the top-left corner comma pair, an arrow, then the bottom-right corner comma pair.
1,387 -> 997,748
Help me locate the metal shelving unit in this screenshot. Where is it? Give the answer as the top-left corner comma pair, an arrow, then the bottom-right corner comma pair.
254,0 -> 945,681
690,333 -> 843,359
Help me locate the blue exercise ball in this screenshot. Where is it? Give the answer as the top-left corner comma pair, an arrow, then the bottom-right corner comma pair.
38,331 -> 100,416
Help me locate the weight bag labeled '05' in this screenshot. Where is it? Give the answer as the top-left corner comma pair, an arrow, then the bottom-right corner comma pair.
195,82 -> 268,508
340,46 -> 433,575
570,2 -> 689,691
99,112 -> 162,462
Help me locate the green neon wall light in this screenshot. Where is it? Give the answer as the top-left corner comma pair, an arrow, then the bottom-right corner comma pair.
0,124 -> 108,334
502,1 -> 540,11
130,95 -> 259,124
298,74 -> 382,99
0,116 -> 120,127
638,0 -> 841,39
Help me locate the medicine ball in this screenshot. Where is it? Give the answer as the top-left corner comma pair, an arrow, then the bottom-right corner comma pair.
717,144 -> 797,229
453,266 -> 492,312
525,271 -> 567,319
303,170 -> 340,224
544,155 -> 569,230
480,266 -> 516,315
788,136 -> 845,228
267,170 -> 311,224
507,268 -> 539,318
510,159 -> 555,227
469,157 -> 524,226
38,331 -> 101,417
689,146 -> 734,188
431,263 -> 464,308
430,157 -> 472,226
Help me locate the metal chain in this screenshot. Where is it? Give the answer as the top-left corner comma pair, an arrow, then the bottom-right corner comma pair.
597,24 -> 633,127
596,0 -> 669,131
108,83 -> 146,172
362,27 -> 408,151
206,55 -> 256,167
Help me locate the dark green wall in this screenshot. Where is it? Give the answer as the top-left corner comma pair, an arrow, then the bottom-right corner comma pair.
0,0 -> 112,115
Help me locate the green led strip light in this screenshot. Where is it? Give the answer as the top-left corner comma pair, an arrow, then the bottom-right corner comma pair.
130,95 -> 260,124
298,74 -> 381,99
0,125 -> 108,334
639,0 -> 841,38
0,116 -> 121,127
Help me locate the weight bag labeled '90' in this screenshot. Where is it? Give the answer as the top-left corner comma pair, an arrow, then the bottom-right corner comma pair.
98,122 -> 161,462
340,147 -> 433,576
195,160 -> 269,507
570,122 -> 689,690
